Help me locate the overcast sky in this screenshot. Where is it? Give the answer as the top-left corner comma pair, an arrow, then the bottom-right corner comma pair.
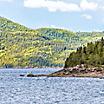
0,0 -> 104,31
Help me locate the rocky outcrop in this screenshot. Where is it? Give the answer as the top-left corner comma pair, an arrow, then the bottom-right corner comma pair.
20,64 -> 104,78
48,64 -> 104,77
20,73 -> 47,77
27,73 -> 35,77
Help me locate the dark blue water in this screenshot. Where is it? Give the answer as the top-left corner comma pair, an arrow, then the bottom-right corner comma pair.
0,68 -> 104,104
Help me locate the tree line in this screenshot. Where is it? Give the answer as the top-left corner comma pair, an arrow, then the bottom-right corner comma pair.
65,37 -> 104,68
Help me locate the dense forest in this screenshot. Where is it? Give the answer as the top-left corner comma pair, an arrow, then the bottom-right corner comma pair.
0,16 -> 104,68
65,37 -> 104,68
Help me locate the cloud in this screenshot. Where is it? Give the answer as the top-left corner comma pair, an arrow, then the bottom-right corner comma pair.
82,14 -> 92,20
24,0 -> 81,12
80,0 -> 98,11
24,0 -> 99,12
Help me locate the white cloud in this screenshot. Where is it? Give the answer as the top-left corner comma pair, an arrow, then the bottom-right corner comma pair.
24,0 -> 81,12
80,0 -> 98,11
24,0 -> 99,12
82,14 -> 92,20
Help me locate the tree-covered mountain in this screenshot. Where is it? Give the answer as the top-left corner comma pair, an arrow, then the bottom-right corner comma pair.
65,37 -> 104,68
0,16 -> 29,32
0,17 -> 80,68
0,16 -> 104,68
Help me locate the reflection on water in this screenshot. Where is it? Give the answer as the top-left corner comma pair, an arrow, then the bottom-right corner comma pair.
0,68 -> 104,104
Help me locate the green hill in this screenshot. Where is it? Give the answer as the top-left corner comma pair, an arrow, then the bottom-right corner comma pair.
0,17 -> 104,68
0,17 -> 81,68
0,16 -> 29,32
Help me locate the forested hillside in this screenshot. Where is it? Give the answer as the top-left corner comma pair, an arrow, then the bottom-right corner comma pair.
0,16 -> 104,68
65,37 -> 104,68
0,17 -> 29,32
0,17 -> 80,68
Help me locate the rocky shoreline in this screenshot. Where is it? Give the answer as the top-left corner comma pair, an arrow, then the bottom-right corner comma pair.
48,64 -> 104,78
20,64 -> 104,78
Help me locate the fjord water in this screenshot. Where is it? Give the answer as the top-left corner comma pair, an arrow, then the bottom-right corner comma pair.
0,68 -> 104,104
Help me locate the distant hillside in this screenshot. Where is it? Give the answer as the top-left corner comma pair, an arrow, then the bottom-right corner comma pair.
0,17 -> 81,68
0,17 -> 104,68
65,37 -> 104,68
0,16 -> 29,32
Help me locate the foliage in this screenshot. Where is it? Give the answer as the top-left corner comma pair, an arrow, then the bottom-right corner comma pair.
65,37 -> 104,68
1,16 -> 104,68
0,16 -> 29,32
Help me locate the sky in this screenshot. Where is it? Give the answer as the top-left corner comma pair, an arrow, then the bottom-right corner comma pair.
0,0 -> 104,32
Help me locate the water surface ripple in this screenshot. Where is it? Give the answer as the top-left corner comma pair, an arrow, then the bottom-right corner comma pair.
0,68 -> 104,104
